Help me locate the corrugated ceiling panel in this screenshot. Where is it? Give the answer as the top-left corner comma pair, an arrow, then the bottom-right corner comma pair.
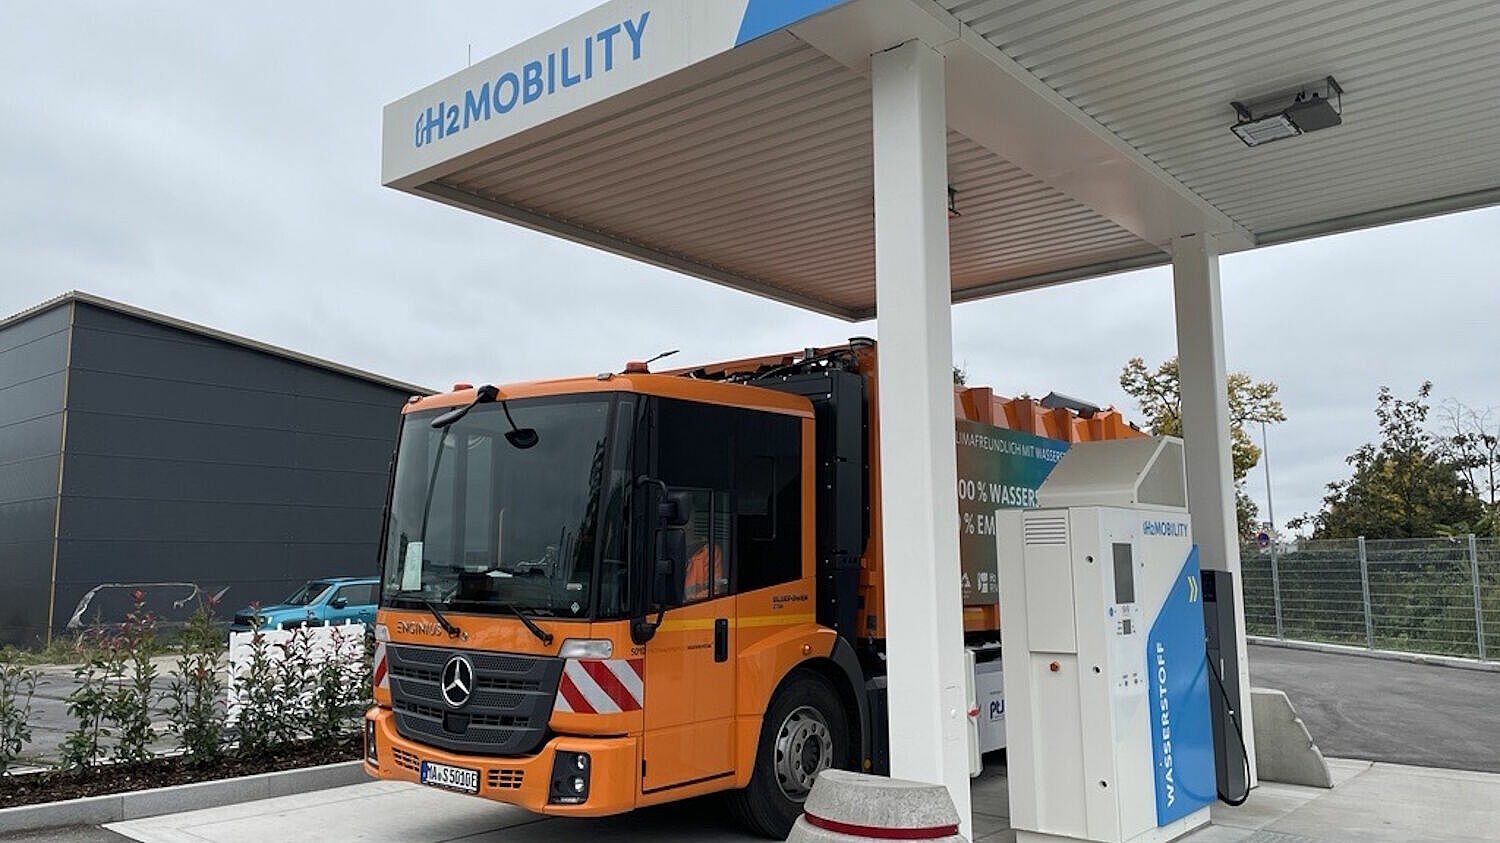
440,36 -> 1154,316
941,0 -> 1500,238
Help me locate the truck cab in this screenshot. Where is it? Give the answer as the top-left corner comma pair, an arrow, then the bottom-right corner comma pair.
364,340 -> 1141,838
364,370 -> 859,837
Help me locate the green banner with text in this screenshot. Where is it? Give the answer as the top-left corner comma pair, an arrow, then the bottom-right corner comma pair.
956,419 -> 1070,605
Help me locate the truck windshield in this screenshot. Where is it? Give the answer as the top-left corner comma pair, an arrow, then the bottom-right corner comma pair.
381,395 -> 615,620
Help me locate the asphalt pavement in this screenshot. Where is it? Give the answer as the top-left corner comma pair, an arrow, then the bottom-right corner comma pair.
22,658 -> 179,768
1247,642 -> 1500,773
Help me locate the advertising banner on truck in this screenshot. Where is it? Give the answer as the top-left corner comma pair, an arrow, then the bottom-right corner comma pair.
955,419 -> 1070,605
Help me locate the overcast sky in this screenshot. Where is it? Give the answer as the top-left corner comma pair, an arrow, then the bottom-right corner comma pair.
4,2 -> 1497,531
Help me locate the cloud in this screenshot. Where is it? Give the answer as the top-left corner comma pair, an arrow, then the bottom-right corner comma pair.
3,2 -> 1496,532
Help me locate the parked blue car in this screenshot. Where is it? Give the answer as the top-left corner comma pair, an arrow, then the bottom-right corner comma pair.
229,576 -> 378,631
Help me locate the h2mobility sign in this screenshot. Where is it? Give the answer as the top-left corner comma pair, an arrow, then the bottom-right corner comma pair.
955,419 -> 1069,605
382,0 -> 852,186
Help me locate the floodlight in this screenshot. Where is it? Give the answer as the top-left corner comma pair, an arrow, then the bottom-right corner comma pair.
1230,76 -> 1343,147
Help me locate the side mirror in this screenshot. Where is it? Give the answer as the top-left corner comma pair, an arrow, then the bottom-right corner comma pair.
651,527 -> 688,607
330,597 -> 348,609
631,513 -> 689,646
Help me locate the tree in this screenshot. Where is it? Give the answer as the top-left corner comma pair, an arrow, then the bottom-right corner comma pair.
1119,357 -> 1286,539
953,366 -> 967,386
1439,399 -> 1499,536
1303,383 -> 1483,539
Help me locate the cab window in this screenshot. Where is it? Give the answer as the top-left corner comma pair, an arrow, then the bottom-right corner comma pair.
655,398 -> 802,604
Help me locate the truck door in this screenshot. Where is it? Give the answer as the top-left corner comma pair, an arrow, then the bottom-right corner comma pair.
642,397 -> 745,795
642,488 -> 737,794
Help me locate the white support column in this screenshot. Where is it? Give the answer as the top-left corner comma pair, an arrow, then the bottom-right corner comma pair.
871,39 -> 972,837
1171,233 -> 1258,785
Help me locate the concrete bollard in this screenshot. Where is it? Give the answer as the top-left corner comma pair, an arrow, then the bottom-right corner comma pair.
787,769 -> 968,842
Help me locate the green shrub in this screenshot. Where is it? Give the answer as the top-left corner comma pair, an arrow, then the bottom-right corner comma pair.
0,658 -> 39,773
165,600 -> 226,763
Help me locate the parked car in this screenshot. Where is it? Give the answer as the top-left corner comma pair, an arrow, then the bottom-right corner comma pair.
229,577 -> 378,631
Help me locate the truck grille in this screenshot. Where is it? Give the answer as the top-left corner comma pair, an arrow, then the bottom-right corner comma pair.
386,644 -> 563,756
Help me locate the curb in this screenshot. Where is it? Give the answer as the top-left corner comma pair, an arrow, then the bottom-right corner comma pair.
0,760 -> 367,835
1249,636 -> 1500,674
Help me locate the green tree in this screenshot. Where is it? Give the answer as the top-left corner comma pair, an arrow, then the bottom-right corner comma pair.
1119,357 -> 1285,539
1305,383 -> 1483,539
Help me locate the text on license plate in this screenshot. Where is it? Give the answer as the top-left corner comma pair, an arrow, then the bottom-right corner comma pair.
421,761 -> 480,793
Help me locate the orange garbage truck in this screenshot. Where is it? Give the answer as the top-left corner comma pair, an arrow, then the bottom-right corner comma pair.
363,339 -> 1140,837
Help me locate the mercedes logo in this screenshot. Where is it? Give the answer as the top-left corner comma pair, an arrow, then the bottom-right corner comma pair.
440,655 -> 475,708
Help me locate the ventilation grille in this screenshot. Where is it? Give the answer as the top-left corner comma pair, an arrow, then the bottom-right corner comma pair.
1023,514 -> 1068,546
487,768 -> 524,790
392,746 -> 421,772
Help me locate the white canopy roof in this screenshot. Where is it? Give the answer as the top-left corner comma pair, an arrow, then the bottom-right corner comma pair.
383,0 -> 1500,319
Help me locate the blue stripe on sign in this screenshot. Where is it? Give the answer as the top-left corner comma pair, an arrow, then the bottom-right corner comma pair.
1145,545 -> 1216,826
735,0 -> 850,47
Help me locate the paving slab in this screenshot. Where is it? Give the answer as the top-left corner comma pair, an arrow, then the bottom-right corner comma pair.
94,758 -> 1500,843
107,782 -> 543,843
1264,763 -> 1500,843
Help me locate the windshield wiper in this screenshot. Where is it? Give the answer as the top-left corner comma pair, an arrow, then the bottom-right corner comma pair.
504,603 -> 554,646
391,590 -> 462,638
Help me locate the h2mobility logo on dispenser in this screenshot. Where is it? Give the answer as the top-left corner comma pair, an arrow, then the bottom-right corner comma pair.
413,11 -> 652,149
1145,545 -> 1215,826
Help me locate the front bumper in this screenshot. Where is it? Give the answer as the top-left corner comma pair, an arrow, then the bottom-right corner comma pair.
363,708 -> 638,817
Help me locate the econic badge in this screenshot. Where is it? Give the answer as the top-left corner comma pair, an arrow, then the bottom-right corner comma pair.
413,12 -> 650,148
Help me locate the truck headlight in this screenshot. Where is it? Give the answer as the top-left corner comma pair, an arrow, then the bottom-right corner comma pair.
548,751 -> 590,805
557,639 -> 612,660
364,719 -> 378,767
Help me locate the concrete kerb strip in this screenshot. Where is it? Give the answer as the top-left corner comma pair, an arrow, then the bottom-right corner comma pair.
0,760 -> 366,835
1248,636 -> 1500,674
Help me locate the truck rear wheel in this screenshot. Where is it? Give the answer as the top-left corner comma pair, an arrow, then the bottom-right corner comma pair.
730,670 -> 850,839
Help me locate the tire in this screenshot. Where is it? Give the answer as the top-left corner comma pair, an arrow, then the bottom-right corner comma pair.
729,670 -> 851,839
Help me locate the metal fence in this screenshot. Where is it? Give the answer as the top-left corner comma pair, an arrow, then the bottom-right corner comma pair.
1242,535 -> 1500,660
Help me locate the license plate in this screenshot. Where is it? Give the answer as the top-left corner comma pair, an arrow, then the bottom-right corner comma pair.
420,760 -> 480,794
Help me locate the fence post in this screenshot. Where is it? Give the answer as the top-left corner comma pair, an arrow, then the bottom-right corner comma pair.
1358,536 -> 1374,649
1471,534 -> 1487,661
1270,539 -> 1284,639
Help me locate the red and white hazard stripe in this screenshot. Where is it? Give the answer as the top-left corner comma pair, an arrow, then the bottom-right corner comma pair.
373,641 -> 389,691
554,658 -> 644,714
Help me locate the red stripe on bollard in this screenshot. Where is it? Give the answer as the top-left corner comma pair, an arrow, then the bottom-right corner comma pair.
803,812 -> 959,839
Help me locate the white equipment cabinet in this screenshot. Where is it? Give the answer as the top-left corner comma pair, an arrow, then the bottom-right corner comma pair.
996,437 -> 1215,843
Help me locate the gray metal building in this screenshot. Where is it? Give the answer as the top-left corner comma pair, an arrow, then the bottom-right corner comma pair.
0,292 -> 429,645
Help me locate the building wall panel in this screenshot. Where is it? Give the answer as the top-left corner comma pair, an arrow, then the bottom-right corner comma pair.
0,304 -> 70,644
52,303 -> 406,635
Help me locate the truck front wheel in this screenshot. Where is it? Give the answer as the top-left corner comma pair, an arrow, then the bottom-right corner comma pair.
730,670 -> 851,839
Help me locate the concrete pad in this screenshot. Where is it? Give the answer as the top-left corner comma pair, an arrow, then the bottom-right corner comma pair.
971,769 -> 1010,820
1322,757 -> 1373,788
1265,763 -> 1500,842
1209,786 -> 1319,831
107,782 -> 541,843
1176,826 -> 1256,843
971,810 -> 1010,839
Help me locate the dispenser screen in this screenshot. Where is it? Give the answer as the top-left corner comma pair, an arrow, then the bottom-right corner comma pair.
1112,543 -> 1136,604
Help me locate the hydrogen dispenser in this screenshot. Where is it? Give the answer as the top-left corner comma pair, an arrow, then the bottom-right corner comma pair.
997,436 -> 1216,843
